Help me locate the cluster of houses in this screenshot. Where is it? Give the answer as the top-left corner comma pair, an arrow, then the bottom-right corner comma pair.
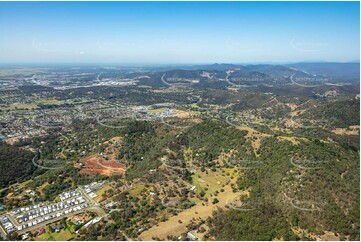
7,189 -> 89,232
15,200 -> 88,230
81,181 -> 104,199
87,102 -> 177,123
0,215 -> 16,234
59,189 -> 81,201
0,181 -> 110,237
0,113 -> 45,138
85,190 -> 97,199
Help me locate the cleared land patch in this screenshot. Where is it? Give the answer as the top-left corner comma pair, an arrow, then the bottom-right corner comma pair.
78,156 -> 126,176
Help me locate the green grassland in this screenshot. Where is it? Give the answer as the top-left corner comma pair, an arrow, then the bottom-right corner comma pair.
0,98 -> 63,111
35,228 -> 73,241
146,108 -> 166,113
0,69 -> 46,77
129,184 -> 146,196
94,184 -> 113,203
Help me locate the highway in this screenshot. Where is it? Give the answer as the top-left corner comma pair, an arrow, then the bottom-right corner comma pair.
290,73 -> 322,88
161,73 -> 171,86
225,70 -> 241,87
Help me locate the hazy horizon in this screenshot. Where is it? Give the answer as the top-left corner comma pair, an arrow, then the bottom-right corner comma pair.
0,60 -> 360,68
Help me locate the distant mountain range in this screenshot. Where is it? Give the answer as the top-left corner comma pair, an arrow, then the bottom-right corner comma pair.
169,62 -> 360,83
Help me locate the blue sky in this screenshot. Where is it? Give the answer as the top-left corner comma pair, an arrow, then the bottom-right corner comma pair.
0,1 -> 359,64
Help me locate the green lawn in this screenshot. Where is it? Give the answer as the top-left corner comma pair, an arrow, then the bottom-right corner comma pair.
190,103 -> 200,109
146,108 -> 166,113
0,99 -> 63,111
0,69 -> 45,77
129,184 -> 146,196
94,184 -> 112,202
37,99 -> 62,105
191,168 -> 234,196
35,228 -> 73,241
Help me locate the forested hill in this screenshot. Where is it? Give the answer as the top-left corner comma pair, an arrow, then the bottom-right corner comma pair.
0,142 -> 35,188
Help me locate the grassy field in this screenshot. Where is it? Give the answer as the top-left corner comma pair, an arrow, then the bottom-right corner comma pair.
138,85 -> 153,89
139,168 -> 245,240
129,184 -> 146,197
0,98 -> 63,111
94,184 -> 112,203
18,179 -> 33,189
35,228 -> 73,241
37,182 -> 49,198
191,169 -> 233,196
37,99 -> 62,105
146,108 -> 166,113
139,180 -> 246,240
0,69 -> 45,77
9,103 -> 38,110
190,103 -> 200,109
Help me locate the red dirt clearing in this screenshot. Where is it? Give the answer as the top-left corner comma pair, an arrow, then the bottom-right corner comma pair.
78,156 -> 126,176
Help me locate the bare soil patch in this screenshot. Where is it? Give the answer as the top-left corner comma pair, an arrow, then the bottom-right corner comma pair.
78,156 -> 125,176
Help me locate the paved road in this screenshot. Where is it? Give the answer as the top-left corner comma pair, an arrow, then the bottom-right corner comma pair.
0,223 -> 7,239
77,188 -> 106,218
7,213 -> 20,227
96,73 -> 102,82
78,188 -> 102,208
161,73 -> 170,86
225,70 -> 240,87
290,73 -> 322,88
